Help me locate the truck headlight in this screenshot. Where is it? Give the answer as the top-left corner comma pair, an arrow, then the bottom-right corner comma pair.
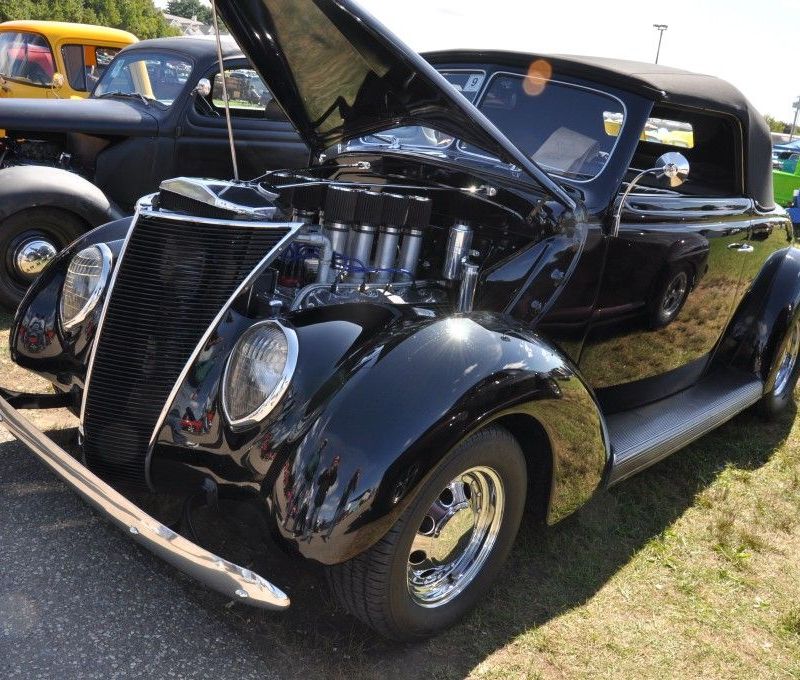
59,244 -> 112,330
222,321 -> 298,429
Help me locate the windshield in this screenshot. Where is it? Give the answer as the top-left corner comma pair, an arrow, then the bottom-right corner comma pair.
344,69 -> 625,182
0,31 -> 55,85
466,74 -> 625,180
93,51 -> 192,105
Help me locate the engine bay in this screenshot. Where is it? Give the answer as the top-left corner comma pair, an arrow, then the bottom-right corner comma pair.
149,170 -> 535,317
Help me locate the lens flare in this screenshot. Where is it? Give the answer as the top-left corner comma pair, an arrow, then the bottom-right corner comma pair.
524,59 -> 553,96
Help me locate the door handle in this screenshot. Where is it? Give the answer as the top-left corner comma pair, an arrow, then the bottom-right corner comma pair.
728,243 -> 754,253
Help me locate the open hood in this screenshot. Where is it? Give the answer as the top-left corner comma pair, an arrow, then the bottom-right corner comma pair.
215,0 -> 575,207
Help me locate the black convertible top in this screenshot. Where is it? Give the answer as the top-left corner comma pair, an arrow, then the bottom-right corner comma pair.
425,50 -> 774,209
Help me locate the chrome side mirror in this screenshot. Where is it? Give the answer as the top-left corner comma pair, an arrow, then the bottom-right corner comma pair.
656,151 -> 690,188
51,72 -> 65,90
193,78 -> 212,97
612,152 -> 690,236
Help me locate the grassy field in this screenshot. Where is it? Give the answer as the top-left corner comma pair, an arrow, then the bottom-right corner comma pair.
2,309 -> 800,679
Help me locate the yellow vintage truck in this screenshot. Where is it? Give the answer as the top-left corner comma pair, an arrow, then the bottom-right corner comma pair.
0,20 -> 137,99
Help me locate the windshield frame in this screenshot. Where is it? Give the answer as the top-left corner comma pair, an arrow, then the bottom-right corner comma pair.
90,48 -> 196,107
456,71 -> 629,185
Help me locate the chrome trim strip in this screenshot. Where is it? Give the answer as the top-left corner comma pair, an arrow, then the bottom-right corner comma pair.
0,395 -> 290,610
221,321 -> 299,430
79,207 -> 142,427
144,219 -> 303,487
60,242 -> 113,331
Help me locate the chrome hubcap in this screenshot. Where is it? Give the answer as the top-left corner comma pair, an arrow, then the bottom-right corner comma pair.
407,466 -> 504,608
662,271 -> 688,316
15,238 -> 57,278
774,319 -> 800,396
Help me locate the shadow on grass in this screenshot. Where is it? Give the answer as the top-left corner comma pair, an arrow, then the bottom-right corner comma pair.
2,402 -> 794,680
158,401 -> 794,680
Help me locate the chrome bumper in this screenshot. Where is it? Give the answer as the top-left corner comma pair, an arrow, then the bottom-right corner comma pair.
0,395 -> 290,610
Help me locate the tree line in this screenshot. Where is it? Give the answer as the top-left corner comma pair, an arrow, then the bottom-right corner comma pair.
0,0 -> 180,40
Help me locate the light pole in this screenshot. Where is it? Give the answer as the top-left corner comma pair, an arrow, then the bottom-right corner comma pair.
653,24 -> 668,64
791,97 -> 800,142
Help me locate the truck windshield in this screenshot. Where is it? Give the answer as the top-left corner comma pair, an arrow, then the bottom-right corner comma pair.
0,31 -> 56,85
93,51 -> 192,106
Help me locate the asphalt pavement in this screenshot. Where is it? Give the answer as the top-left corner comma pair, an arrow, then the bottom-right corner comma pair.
0,425 -> 368,680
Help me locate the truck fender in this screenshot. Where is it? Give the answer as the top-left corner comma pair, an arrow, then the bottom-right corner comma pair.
270,312 -> 609,564
0,165 -> 124,226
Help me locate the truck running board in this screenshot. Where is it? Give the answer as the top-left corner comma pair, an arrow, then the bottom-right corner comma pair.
606,369 -> 764,486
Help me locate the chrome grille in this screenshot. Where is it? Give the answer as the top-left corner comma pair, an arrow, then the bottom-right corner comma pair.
82,212 -> 292,488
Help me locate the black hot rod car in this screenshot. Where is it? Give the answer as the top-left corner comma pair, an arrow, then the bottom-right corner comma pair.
1,0 -> 797,640
0,35 -> 308,307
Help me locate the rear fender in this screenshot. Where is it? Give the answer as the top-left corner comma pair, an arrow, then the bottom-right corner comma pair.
715,246 -> 800,387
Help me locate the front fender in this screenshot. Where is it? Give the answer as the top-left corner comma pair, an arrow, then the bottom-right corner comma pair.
11,217 -> 132,392
0,165 -> 124,225
270,311 -> 609,564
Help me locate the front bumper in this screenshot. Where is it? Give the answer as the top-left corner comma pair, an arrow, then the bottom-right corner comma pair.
0,394 -> 290,611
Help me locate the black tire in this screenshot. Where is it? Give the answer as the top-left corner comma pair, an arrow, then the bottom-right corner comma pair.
759,316 -> 800,420
0,208 -> 86,309
649,264 -> 692,329
327,425 -> 527,640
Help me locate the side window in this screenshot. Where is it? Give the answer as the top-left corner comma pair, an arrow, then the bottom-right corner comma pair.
628,107 -> 739,198
196,67 -> 285,120
62,45 -> 122,92
0,31 -> 55,85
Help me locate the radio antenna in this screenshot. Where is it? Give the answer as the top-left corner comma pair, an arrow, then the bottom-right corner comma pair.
210,0 -> 239,181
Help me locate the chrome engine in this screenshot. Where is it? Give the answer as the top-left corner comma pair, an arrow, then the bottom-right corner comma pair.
151,175 -> 486,315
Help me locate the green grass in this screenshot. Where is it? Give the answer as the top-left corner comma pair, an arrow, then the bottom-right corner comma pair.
3,311 -> 800,678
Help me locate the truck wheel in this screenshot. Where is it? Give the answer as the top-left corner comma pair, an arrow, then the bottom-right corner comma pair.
0,208 -> 86,309
327,425 -> 527,640
760,316 -> 800,419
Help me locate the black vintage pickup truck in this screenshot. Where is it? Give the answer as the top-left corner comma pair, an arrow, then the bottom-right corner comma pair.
0,35 -> 309,306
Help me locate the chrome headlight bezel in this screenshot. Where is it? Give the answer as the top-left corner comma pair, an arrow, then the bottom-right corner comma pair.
59,243 -> 113,331
221,320 -> 299,431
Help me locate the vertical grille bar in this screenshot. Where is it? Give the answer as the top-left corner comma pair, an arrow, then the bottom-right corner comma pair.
82,213 -> 292,488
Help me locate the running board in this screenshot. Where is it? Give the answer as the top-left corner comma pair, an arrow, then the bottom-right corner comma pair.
606,369 -> 763,486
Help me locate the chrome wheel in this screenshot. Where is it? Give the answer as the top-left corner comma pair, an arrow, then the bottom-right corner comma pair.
407,466 -> 504,608
774,319 -> 800,396
661,270 -> 688,316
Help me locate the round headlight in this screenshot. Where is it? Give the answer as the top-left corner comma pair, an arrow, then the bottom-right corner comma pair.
59,244 -> 112,330
222,321 -> 298,429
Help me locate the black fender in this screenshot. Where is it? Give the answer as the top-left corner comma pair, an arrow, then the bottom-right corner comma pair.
264,310 -> 608,565
11,217 -> 132,392
715,246 -> 800,387
0,165 -> 124,226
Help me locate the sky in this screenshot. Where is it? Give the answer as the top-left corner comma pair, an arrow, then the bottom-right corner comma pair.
164,0 -> 793,122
